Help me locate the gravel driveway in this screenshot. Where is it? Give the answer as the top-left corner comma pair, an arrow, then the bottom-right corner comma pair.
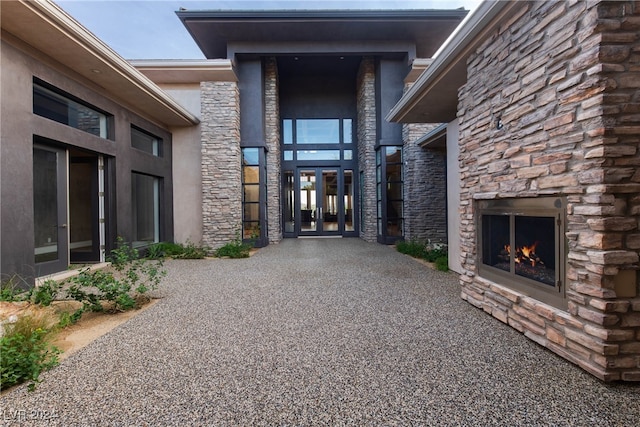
1,238 -> 638,426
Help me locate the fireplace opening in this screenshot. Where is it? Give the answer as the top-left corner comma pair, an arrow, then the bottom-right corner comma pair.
477,197 -> 566,308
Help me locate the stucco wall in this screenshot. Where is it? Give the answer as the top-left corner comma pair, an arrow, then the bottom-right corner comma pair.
163,85 -> 203,245
1,36 -> 174,283
446,120 -> 461,274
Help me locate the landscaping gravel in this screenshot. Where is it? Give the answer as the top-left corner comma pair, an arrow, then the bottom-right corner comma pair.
1,238 -> 639,426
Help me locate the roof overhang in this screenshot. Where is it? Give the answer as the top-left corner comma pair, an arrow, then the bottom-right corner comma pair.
176,9 -> 469,60
1,0 -> 199,127
418,123 -> 448,149
387,1 -> 524,124
130,59 -> 237,84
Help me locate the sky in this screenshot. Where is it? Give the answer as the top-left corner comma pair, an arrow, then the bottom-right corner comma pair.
55,0 -> 482,59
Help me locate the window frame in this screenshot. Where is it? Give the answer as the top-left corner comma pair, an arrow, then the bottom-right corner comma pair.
33,78 -> 112,139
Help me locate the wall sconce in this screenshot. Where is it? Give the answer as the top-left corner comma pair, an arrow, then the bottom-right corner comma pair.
496,117 -> 504,130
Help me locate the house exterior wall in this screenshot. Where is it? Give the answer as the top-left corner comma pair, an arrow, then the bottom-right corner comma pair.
402,121 -> 448,244
446,120 -> 462,273
1,36 -> 174,283
457,0 -> 640,381
163,85 -> 203,245
200,81 -> 242,249
357,57 -> 378,242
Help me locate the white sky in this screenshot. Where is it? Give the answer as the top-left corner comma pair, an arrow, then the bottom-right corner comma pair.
55,0 -> 482,59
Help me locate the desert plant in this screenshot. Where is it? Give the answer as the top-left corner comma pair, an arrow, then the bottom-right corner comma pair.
0,314 -> 60,391
0,275 -> 30,302
214,232 -> 252,259
147,241 -> 209,260
64,238 -> 165,322
28,280 -> 62,307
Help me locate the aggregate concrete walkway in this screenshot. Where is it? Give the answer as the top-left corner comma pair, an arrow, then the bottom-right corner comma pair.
1,239 -> 639,426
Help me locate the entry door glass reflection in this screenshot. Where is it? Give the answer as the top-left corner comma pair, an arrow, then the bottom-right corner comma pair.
321,170 -> 338,232
299,170 -> 316,232
34,148 -> 59,263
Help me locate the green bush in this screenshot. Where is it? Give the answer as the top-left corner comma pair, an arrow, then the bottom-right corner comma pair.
396,239 -> 449,272
214,233 -> 252,259
1,314 -> 60,391
65,238 -> 166,322
147,241 -> 209,260
396,239 -> 428,259
0,276 -> 30,302
435,256 -> 449,272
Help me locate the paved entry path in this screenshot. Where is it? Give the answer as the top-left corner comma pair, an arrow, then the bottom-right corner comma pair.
2,239 -> 639,426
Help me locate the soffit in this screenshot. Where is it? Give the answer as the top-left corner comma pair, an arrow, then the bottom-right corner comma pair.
130,60 -> 237,84
388,1 -> 523,123
1,0 -> 199,127
177,9 -> 469,59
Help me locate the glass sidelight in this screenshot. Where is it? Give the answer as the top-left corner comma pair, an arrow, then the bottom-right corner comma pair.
33,145 -> 69,275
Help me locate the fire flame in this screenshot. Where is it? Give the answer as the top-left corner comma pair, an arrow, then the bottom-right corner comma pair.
504,242 -> 544,267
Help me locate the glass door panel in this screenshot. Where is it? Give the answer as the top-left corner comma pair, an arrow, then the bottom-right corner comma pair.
299,170 -> 316,232
33,145 -> 68,275
321,170 -> 338,232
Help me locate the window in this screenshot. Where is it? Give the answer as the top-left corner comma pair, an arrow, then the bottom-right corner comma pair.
242,148 -> 261,240
131,126 -> 161,156
33,79 -> 110,139
377,146 -> 403,243
131,173 -> 160,248
281,118 -> 355,162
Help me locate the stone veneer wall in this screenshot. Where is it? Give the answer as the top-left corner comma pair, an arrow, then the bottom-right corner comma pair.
264,57 -> 282,244
458,0 -> 640,381
357,57 -> 378,242
200,81 -> 242,249
403,121 -> 448,244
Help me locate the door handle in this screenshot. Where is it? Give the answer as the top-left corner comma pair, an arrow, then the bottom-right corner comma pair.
59,224 -> 67,228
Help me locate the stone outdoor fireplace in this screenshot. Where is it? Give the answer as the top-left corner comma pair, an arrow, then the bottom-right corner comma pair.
478,197 -> 566,309
451,1 -> 640,382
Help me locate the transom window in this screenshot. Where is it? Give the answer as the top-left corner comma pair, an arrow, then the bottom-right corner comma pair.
281,118 -> 353,162
131,126 -> 162,156
33,79 -> 111,139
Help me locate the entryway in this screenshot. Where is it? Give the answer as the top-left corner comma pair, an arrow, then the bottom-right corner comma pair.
284,167 -> 355,237
33,139 -> 105,276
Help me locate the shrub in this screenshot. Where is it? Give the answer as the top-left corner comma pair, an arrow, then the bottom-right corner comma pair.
65,238 -> 166,322
396,239 -> 427,259
0,314 -> 60,391
214,233 -> 252,259
0,276 -> 30,302
435,256 -> 449,272
396,239 -> 449,272
147,241 -> 209,260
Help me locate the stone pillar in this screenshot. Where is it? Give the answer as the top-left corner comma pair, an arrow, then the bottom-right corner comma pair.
357,57 -> 377,242
402,121 -> 448,244
264,57 -> 282,244
200,81 -> 241,249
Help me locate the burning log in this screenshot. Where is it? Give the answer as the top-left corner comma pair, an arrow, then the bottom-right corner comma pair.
502,242 -> 545,267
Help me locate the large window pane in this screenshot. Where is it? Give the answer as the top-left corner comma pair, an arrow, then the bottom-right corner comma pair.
132,173 -> 160,248
242,148 -> 262,242
296,119 -> 340,144
33,81 -> 109,139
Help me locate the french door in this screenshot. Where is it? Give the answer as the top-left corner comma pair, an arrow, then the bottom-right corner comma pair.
293,168 -> 354,236
33,145 -> 69,275
34,142 -> 103,276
